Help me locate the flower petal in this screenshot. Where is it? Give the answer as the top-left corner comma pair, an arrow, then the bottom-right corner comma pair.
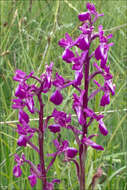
98,119 -> 108,136
82,138 -> 104,150
13,70 -> 26,82
13,165 -> 22,177
86,2 -> 96,13
52,109 -> 71,126
41,62 -> 53,93
62,48 -> 75,63
50,90 -> 63,105
76,36 -> 89,51
100,93 -> 110,106
66,147 -> 78,158
58,32 -> 73,48
53,72 -> 64,87
17,135 -> 27,147
74,69 -> 83,86
19,109 -> 29,124
78,12 -> 90,22
15,84 -> 27,99
12,99 -> 25,109
105,80 -> 115,96
48,124 -> 61,133
28,174 -> 37,187
26,96 -> 35,113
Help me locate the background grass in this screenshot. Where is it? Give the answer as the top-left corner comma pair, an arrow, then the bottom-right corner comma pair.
0,0 -> 127,189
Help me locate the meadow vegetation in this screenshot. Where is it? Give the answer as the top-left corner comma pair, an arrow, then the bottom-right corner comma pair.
0,0 -> 127,189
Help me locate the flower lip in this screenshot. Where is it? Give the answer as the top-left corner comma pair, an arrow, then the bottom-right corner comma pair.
75,35 -> 89,50
48,124 -> 61,133
58,32 -> 74,48
74,69 -> 83,86
52,109 -> 71,127
53,72 -> 65,87
17,135 -> 27,147
50,90 -> 63,105
19,109 -> 29,124
13,165 -> 22,177
62,48 -> 75,63
98,119 -> 108,136
26,96 -> 35,113
28,174 -> 37,187
105,80 -> 115,96
100,93 -> 110,107
16,123 -> 34,135
78,12 -> 91,22
66,147 -> 78,158
72,92 -> 86,125
40,62 -> 53,93
14,154 -> 23,165
15,84 -> 27,99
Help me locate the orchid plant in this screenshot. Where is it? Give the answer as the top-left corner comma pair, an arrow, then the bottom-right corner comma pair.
12,2 -> 115,190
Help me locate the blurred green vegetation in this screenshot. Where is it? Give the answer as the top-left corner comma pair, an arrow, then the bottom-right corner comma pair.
0,0 -> 127,189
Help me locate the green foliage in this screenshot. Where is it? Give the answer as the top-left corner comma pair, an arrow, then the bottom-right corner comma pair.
0,0 -> 126,189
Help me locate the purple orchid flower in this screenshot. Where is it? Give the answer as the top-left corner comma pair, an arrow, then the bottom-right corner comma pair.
13,154 -> 24,177
28,167 -> 38,187
28,174 -> 37,187
74,68 -> 83,86
72,50 -> 88,70
40,62 -> 53,93
53,72 -> 65,87
13,70 -> 34,82
65,147 -> 78,158
62,48 -> 75,63
12,64 -> 61,189
72,91 -> 86,125
50,89 -> 63,105
100,92 -> 110,106
48,124 -> 61,133
95,25 -> 114,70
52,2 -> 115,189
17,134 -> 33,147
75,34 -> 89,51
13,165 -> 22,178
78,2 -> 104,23
48,139 -> 78,159
12,98 -> 26,109
58,32 -> 74,48
16,123 -> 34,135
52,109 -> 71,127
18,109 -> 29,124
81,137 -> 104,151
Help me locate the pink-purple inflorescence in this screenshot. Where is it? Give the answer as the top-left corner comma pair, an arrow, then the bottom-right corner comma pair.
50,2 -> 115,143
12,2 -> 115,189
